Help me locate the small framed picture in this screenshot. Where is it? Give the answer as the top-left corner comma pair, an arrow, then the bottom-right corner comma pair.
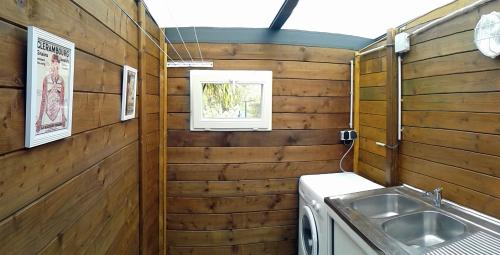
121,65 -> 138,121
25,27 -> 75,148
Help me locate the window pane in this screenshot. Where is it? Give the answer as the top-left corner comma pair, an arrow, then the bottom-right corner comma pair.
202,82 -> 262,119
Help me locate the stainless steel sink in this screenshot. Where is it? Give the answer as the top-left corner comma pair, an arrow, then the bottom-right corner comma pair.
325,185 -> 500,254
351,194 -> 422,218
382,211 -> 467,248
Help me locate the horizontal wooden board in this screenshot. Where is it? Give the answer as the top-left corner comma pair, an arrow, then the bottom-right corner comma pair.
38,155 -> 138,254
167,145 -> 346,164
167,95 -> 349,113
169,43 -> 354,63
359,101 -> 386,115
402,70 -> 500,96
168,179 -> 297,197
0,20 -> 26,88
357,161 -> 385,185
359,125 -> 386,143
167,194 -> 297,213
359,137 -> 386,157
400,154 -> 500,198
402,111 -> 500,135
167,160 -> 340,181
400,141 -> 499,178
167,113 -> 349,130
146,74 -> 160,95
167,78 -> 350,97
167,60 -> 349,80
399,169 -> 500,218
0,0 -> 138,67
404,30 -> 475,63
74,50 -> 123,94
168,240 -> 296,255
411,0 -> 500,45
403,92 -> 500,113
167,225 -> 296,246
403,126 -> 500,157
0,142 -> 138,254
403,51 -> 500,80
359,72 -> 386,87
359,113 -> 386,129
272,113 -> 349,130
360,86 -> 386,101
0,120 -> 138,221
72,0 -> 139,48
360,57 -> 387,74
168,129 -> 341,147
359,149 -> 385,170
0,89 -> 126,154
167,210 -> 297,230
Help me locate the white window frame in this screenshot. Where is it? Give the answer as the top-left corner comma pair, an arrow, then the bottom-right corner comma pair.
190,70 -> 272,131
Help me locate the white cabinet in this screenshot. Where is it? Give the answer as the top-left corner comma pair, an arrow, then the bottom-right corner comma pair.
327,207 -> 378,255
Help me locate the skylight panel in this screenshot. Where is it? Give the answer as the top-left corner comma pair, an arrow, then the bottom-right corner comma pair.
143,0 -> 285,28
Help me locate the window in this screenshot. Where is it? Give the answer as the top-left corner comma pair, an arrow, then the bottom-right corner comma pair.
190,70 -> 272,131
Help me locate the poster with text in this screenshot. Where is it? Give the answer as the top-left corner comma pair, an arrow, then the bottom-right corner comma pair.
26,27 -> 75,148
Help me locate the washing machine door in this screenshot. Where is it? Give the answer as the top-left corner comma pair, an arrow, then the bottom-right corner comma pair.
300,205 -> 318,255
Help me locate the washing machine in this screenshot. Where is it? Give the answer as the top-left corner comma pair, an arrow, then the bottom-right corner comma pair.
298,172 -> 383,255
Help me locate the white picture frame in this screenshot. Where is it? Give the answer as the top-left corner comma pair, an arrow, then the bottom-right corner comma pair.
190,70 -> 272,131
25,27 -> 75,148
121,65 -> 138,121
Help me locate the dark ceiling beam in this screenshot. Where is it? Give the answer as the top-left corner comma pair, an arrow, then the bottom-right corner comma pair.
269,0 -> 299,30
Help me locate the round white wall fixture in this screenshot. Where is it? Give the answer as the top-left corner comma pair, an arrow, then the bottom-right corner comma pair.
474,11 -> 500,59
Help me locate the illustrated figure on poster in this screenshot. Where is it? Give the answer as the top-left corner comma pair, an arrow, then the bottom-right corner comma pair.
35,53 -> 67,134
125,70 -> 136,115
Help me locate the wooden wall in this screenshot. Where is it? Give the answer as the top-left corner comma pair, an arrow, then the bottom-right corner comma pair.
399,0 -> 500,218
166,43 -> 354,254
0,0 -> 163,254
355,41 -> 389,185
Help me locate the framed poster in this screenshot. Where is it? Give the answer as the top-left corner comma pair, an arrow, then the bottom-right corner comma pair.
121,65 -> 138,121
25,27 -> 75,148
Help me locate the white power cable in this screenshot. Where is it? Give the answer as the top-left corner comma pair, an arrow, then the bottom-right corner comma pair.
109,0 -> 177,65
339,141 -> 355,173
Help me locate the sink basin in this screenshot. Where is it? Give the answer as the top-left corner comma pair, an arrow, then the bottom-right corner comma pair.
382,211 -> 467,248
350,194 -> 422,218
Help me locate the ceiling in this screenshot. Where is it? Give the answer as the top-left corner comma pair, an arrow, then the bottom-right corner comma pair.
144,0 -> 455,39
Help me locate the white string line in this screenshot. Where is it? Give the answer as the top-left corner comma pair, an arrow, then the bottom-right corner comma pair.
141,2 -> 187,64
193,26 -> 204,62
165,7 -> 195,62
109,0 -> 178,65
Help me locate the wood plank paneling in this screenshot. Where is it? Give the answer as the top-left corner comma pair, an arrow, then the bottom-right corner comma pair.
168,240 -> 296,255
0,0 -> 162,253
168,129 -> 341,147
167,194 -> 298,214
167,225 -> 296,246
398,6 -> 500,218
168,160 -> 339,181
170,43 -> 354,63
167,43 -> 353,252
168,60 -> 349,80
167,210 -> 297,230
168,145 -> 345,164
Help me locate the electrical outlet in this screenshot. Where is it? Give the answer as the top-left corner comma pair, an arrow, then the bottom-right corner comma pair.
340,130 -> 357,141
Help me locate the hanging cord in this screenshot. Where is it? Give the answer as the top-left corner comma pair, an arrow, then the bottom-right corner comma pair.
141,1 -> 187,64
109,0 -> 178,65
193,26 -> 204,61
339,140 -> 355,173
166,8 -> 194,62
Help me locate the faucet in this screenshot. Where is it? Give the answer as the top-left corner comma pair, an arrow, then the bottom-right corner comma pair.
424,187 -> 443,207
